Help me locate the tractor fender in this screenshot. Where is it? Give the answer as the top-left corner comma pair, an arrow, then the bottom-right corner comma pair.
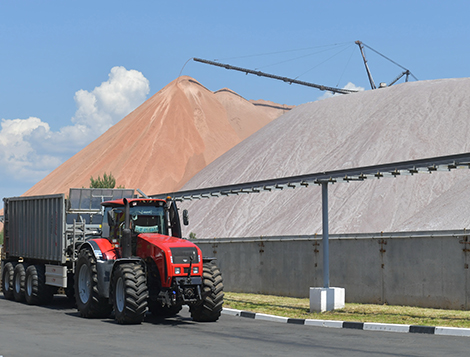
78,239 -> 117,299
202,257 -> 217,263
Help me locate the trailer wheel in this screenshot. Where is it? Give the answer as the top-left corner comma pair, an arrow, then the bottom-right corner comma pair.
75,249 -> 112,318
190,261 -> 224,322
149,302 -> 182,317
1,262 -> 16,300
112,262 -> 148,324
25,265 -> 54,305
13,263 -> 28,302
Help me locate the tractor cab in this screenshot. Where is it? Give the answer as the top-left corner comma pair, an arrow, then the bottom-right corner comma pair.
101,198 -> 186,252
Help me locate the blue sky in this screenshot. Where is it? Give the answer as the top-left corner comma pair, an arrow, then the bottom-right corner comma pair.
1,1 -> 469,203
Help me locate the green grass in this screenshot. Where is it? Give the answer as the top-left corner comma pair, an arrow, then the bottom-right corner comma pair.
224,292 -> 470,328
0,229 -> 3,245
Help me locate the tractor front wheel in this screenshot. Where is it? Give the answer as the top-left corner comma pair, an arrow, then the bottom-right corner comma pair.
190,261 -> 224,322
112,262 -> 148,324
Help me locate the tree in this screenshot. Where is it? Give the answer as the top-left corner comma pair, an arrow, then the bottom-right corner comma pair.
89,173 -> 123,188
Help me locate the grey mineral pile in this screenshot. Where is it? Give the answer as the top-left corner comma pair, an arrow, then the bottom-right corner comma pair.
180,78 -> 470,237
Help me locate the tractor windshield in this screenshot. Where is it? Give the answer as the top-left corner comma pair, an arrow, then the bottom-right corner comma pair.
129,204 -> 168,235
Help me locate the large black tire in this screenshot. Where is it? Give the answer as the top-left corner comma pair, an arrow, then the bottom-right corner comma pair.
149,302 -> 182,317
74,249 -> 112,318
25,264 -> 54,305
1,262 -> 16,300
112,262 -> 148,324
190,261 -> 224,322
13,263 -> 27,302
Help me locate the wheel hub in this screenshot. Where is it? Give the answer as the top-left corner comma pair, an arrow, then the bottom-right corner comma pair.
26,274 -> 33,297
3,272 -> 9,291
14,271 -> 21,293
115,277 -> 125,313
78,264 -> 91,304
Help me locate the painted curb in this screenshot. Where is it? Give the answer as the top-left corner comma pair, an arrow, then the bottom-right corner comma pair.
221,308 -> 470,337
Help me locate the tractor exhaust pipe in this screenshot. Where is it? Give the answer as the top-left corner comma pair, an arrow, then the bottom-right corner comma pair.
122,198 -> 132,258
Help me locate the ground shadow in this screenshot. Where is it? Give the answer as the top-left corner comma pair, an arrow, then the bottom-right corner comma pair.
0,293 -> 75,311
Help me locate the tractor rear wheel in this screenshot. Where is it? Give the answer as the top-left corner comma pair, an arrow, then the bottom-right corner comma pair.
112,262 -> 148,324
25,264 -> 54,305
13,263 -> 27,302
75,249 -> 112,318
190,261 -> 224,322
1,262 -> 16,300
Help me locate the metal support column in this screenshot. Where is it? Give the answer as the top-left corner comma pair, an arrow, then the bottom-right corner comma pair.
322,182 -> 330,288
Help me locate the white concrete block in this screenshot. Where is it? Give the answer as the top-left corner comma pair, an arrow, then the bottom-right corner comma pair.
305,319 -> 343,328
255,313 -> 289,323
435,326 -> 470,337
222,308 -> 241,316
309,287 -> 345,312
363,322 -> 410,333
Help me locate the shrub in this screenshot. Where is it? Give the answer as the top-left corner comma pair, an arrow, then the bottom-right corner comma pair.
90,173 -> 123,188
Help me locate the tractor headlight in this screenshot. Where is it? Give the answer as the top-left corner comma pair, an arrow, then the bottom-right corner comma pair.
193,267 -> 199,274
175,267 -> 181,274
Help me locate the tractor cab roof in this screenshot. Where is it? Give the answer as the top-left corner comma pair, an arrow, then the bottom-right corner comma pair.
101,198 -> 167,208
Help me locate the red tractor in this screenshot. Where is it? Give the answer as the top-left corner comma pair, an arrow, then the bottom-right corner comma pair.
74,196 -> 224,324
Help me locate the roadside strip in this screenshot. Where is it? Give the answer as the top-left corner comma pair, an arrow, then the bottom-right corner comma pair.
222,308 -> 470,337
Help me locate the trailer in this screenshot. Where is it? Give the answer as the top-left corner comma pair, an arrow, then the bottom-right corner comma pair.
1,188 -> 134,302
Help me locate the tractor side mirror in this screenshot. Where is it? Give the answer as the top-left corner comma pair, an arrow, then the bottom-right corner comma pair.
183,209 -> 189,226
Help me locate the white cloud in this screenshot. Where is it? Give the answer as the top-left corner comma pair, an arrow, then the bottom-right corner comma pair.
316,82 -> 365,101
0,66 -> 150,183
72,66 -> 150,133
0,117 -> 60,181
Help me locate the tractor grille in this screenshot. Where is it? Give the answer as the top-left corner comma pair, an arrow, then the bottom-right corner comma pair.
170,247 -> 199,264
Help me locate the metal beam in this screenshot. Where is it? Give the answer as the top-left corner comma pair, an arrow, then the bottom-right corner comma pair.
322,183 -> 330,288
355,41 -> 376,90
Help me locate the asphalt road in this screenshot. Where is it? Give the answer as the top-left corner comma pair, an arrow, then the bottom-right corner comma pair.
0,295 -> 469,357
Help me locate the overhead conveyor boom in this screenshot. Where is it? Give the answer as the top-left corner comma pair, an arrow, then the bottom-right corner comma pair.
193,58 -> 359,95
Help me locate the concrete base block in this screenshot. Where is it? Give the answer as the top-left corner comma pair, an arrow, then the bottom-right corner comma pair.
310,287 -> 345,312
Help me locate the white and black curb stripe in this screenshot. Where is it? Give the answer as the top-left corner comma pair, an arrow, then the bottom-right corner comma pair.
222,308 -> 470,337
